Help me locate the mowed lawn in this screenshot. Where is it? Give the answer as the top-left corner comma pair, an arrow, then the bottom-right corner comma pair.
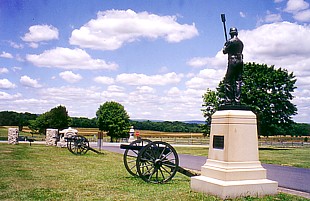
0,143 -> 309,201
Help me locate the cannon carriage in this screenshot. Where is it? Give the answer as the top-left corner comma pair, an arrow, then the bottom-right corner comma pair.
63,134 -> 197,183
120,139 -> 198,184
65,135 -> 102,155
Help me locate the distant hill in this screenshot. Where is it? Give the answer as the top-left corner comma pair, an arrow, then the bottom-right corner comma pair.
131,119 -> 164,122
131,119 -> 205,124
130,119 -> 204,133
183,120 -> 206,124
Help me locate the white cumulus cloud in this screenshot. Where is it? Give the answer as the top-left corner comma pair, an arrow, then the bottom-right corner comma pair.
284,0 -> 309,13
185,77 -> 206,89
107,85 -> 125,92
264,11 -> 283,23
94,76 -> 115,85
136,86 -> 156,94
185,68 -> 224,90
116,72 -> 183,86
241,21 -> 310,74
69,9 -> 198,50
0,51 -> 13,59
9,41 -> 23,49
59,71 -> 83,83
187,52 -> 226,69
26,47 -> 118,70
166,87 -> 181,96
0,92 -> 21,100
0,79 -> 16,89
21,24 -> 59,42
20,75 -> 42,88
186,57 -> 210,68
284,0 -> 310,22
0,68 -> 9,74
293,9 -> 310,21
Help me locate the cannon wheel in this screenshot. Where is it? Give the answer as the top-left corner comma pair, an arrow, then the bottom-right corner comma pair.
136,141 -> 179,183
67,135 -> 89,155
123,139 -> 152,176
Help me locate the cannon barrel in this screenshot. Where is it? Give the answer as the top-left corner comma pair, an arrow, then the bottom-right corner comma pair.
120,143 -> 171,154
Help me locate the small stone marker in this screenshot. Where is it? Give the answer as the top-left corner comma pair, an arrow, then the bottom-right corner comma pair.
98,131 -> 103,151
46,129 -> 58,146
128,126 -> 135,143
8,128 -> 19,145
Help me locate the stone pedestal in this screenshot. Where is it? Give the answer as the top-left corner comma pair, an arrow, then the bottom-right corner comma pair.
128,126 -> 135,143
8,128 -> 19,144
46,129 -> 58,146
191,110 -> 278,199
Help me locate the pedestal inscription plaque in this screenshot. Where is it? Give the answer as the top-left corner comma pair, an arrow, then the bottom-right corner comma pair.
213,135 -> 224,149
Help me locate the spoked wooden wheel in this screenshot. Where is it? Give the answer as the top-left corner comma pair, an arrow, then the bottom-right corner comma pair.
123,139 -> 152,176
136,141 -> 179,183
67,135 -> 89,155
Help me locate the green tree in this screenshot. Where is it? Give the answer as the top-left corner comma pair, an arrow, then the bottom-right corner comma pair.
29,105 -> 70,134
18,112 -> 38,131
291,123 -> 310,137
201,89 -> 220,136
96,101 -> 130,142
29,113 -> 49,134
48,105 -> 70,130
202,63 -> 297,136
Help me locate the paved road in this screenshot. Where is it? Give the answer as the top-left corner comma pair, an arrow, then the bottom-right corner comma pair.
176,153 -> 310,194
94,143 -> 310,194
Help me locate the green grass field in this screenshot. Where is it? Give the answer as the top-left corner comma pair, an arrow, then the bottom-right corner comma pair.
0,143 -> 309,201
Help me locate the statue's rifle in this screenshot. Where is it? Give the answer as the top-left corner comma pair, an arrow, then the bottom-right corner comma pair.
221,13 -> 228,42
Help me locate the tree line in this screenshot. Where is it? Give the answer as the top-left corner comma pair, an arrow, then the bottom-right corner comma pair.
70,118 -> 204,133
0,111 -> 37,131
130,120 -> 203,133
70,117 -> 97,128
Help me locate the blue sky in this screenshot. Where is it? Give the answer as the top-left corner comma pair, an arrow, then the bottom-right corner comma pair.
1,0 -> 310,122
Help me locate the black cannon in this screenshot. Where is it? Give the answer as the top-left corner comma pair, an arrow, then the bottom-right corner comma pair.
120,139 -> 198,184
18,136 -> 35,146
65,135 -> 102,155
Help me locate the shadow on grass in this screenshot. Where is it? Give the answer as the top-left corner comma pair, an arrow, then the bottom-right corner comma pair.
259,147 -> 290,151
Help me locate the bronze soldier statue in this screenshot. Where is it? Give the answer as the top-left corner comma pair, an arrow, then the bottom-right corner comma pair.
223,27 -> 244,105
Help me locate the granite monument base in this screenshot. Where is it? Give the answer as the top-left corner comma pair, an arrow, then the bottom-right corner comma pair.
191,110 -> 278,199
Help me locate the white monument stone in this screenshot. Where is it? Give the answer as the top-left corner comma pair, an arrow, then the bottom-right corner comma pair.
191,110 -> 278,199
58,127 -> 78,147
128,126 -> 135,143
46,129 -> 58,146
8,128 -> 19,145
